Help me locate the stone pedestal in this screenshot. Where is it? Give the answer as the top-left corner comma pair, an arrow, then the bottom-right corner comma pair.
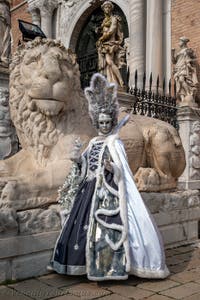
177,106 -> 200,190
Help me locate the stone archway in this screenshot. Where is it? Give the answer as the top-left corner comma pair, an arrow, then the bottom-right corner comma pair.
69,2 -> 129,88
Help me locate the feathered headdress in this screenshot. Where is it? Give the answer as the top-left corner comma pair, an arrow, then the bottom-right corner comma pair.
84,73 -> 119,129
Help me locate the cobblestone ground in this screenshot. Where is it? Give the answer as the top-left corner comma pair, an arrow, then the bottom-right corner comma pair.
1,244 -> 200,300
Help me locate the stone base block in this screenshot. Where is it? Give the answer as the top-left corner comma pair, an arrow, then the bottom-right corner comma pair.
0,190 -> 200,283
0,261 -> 11,282
0,231 -> 59,283
178,180 -> 200,190
142,190 -> 200,248
12,251 -> 52,281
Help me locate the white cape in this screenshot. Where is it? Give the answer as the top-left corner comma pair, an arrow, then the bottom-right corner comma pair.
106,134 -> 170,278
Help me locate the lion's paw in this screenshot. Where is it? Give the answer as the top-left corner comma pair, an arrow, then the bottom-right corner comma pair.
134,167 -> 176,192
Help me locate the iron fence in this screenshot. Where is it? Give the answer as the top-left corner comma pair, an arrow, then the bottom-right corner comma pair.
128,70 -> 178,129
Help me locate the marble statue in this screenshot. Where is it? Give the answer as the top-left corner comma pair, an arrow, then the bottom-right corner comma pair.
190,121 -> 200,180
50,73 -> 170,280
0,38 -> 185,232
172,37 -> 198,107
96,1 -> 126,88
0,88 -> 18,159
0,0 -> 11,66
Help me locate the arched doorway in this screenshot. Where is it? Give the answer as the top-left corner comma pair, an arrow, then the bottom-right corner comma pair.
75,4 -> 129,88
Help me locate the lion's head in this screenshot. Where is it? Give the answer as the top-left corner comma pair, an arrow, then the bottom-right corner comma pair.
10,38 -> 86,164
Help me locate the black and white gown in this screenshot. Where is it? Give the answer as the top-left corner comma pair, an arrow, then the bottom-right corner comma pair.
51,134 -> 170,281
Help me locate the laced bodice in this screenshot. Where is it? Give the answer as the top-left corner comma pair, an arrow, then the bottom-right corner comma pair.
86,140 -> 104,179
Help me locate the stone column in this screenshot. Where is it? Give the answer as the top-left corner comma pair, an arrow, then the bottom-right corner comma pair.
129,0 -> 145,89
28,7 -> 41,27
177,106 -> 200,190
28,1 -> 55,37
146,0 -> 163,87
40,9 -> 52,37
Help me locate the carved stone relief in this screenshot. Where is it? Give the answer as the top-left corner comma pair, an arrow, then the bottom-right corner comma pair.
17,206 -> 61,235
190,121 -> 200,180
0,88 -> 18,160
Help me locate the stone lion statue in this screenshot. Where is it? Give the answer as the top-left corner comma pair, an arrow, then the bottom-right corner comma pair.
0,38 -> 185,212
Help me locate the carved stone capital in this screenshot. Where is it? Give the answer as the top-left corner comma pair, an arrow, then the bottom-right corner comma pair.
177,106 -> 200,121
28,0 -> 59,16
39,0 -> 59,15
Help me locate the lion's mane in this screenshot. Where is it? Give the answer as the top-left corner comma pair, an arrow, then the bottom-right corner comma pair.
9,38 -> 84,163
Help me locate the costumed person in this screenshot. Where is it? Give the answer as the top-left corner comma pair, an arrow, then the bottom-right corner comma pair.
50,73 -> 170,281
96,0 -> 126,88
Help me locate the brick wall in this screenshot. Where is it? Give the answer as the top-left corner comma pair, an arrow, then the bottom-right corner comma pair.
171,0 -> 200,104
11,0 -> 32,53
171,0 -> 200,53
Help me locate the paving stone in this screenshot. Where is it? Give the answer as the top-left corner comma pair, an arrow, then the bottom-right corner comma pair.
137,279 -> 179,292
96,294 -> 129,300
170,270 -> 200,283
184,294 -> 200,300
63,282 -> 111,300
185,258 -> 200,270
0,286 -> 32,300
106,285 -> 154,299
169,262 -> 188,274
98,276 -> 146,289
38,273 -> 84,288
8,279 -> 65,300
161,282 -> 200,299
48,295 -> 79,300
144,295 -> 173,300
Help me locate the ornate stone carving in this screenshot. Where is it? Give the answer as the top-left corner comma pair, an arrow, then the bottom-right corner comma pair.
0,88 -> 18,160
58,0 -> 81,40
38,0 -> 59,15
172,37 -> 199,107
0,0 -> 11,66
0,38 -> 186,220
96,1 -> 126,88
190,121 -> 200,180
0,37 -> 93,210
17,206 -> 61,235
0,208 -> 18,235
63,0 -> 80,8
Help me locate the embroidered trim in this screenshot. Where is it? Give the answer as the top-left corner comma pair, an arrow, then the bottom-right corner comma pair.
94,207 -> 126,251
52,260 -> 86,275
87,274 -> 128,281
130,265 -> 170,279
